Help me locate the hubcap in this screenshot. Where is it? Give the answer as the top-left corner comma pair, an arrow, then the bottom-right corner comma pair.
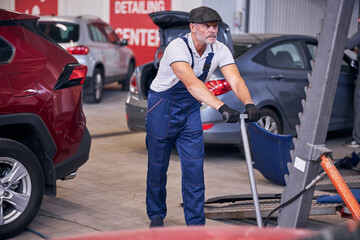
257,116 -> 278,134
0,157 -> 31,225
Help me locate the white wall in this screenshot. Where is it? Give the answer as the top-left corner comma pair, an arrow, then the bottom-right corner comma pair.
249,0 -> 266,33
204,0 -> 236,31
0,0 -> 14,10
171,0 -> 202,12
249,0 -> 359,37
58,0 -> 110,22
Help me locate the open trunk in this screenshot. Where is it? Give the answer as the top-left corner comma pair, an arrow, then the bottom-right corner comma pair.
139,62 -> 158,100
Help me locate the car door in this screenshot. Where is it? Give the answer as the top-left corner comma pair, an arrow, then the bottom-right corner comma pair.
88,22 -> 121,81
264,40 -> 310,130
105,27 -> 128,75
306,42 -> 355,131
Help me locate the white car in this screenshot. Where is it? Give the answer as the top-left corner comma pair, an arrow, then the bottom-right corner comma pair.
39,15 -> 135,103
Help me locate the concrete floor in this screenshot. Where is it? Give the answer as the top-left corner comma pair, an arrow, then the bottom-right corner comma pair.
11,84 -> 358,239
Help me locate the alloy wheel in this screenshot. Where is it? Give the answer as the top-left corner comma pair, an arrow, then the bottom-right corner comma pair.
257,115 -> 279,134
0,157 -> 31,225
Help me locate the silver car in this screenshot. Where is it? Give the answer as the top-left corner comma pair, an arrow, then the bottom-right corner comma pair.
39,15 -> 135,103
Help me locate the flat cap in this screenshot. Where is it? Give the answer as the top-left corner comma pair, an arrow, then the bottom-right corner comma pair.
189,6 -> 222,23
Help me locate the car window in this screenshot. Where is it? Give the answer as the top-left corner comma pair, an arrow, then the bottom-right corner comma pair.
38,22 -> 79,43
104,25 -> 119,44
0,37 -> 14,64
265,42 -> 307,69
88,23 -> 109,42
233,43 -> 256,59
306,43 -> 350,73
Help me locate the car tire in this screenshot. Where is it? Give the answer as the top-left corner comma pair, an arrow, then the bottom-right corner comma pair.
121,61 -> 135,91
0,138 -> 44,239
84,68 -> 104,104
257,108 -> 283,134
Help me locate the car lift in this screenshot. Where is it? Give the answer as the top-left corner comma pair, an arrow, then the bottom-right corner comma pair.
204,0 -> 360,228
278,0 -> 358,227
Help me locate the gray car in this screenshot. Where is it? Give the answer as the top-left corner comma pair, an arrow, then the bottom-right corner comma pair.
125,11 -> 356,146
39,15 -> 135,103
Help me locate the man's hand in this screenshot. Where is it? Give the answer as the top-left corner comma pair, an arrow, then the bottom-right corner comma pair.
218,104 -> 239,123
244,104 -> 261,122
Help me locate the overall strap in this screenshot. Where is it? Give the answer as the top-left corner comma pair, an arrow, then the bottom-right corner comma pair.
198,51 -> 214,82
181,36 -> 194,68
181,36 -> 214,82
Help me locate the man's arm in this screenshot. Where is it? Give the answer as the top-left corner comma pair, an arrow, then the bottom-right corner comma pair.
171,61 -> 224,110
220,64 -> 253,106
171,61 -> 259,123
220,64 -> 260,122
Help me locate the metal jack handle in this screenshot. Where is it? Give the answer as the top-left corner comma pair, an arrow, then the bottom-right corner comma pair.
240,114 -> 263,227
320,155 -> 360,221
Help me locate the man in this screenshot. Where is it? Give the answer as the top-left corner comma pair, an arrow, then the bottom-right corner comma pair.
345,30 -> 360,148
145,6 -> 260,227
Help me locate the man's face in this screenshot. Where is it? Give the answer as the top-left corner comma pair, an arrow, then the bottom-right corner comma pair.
193,22 -> 218,45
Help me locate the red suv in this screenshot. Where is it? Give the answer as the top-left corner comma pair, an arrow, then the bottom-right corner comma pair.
0,9 -> 91,238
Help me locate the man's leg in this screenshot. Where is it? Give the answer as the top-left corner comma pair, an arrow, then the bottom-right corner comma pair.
176,110 -> 205,225
146,133 -> 174,222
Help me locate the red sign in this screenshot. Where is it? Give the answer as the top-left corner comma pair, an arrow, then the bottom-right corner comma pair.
110,0 -> 171,66
15,0 -> 58,16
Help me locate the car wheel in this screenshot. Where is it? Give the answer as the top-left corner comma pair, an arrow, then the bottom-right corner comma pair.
84,68 -> 104,104
121,61 -> 135,91
257,108 -> 283,134
0,138 -> 44,239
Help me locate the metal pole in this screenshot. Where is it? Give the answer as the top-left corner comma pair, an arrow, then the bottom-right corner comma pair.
240,114 -> 262,227
245,0 -> 250,33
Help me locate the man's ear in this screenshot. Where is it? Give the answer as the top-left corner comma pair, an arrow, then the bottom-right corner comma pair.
189,23 -> 196,33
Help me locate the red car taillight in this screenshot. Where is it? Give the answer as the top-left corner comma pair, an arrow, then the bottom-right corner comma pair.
205,79 -> 232,96
202,123 -> 214,130
129,73 -> 138,94
66,45 -> 89,55
54,63 -> 87,90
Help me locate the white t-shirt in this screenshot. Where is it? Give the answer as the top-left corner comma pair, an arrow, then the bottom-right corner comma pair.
150,33 -> 235,92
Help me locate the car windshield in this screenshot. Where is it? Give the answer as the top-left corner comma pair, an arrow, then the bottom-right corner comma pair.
38,22 -> 79,43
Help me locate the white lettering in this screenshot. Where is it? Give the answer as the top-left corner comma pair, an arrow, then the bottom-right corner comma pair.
147,29 -> 157,47
114,0 -> 165,14
116,28 -> 160,47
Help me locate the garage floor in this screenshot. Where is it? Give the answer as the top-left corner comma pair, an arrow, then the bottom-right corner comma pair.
12,84 -> 357,239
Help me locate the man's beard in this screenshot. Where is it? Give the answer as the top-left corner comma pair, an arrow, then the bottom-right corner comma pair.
196,33 -> 216,45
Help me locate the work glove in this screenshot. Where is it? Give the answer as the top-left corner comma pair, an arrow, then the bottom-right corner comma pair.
244,103 -> 261,122
218,104 -> 240,123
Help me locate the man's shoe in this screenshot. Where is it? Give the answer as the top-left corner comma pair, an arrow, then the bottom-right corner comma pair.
150,216 -> 164,228
345,139 -> 360,148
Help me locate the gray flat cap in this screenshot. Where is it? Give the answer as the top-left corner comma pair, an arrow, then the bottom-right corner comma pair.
189,6 -> 222,23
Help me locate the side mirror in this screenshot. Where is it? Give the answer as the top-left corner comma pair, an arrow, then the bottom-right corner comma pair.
119,39 -> 128,46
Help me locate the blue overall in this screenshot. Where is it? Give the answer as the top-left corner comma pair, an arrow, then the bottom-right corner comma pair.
146,37 -> 214,225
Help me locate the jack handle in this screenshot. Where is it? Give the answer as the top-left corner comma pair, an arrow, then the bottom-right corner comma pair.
320,155 -> 360,221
